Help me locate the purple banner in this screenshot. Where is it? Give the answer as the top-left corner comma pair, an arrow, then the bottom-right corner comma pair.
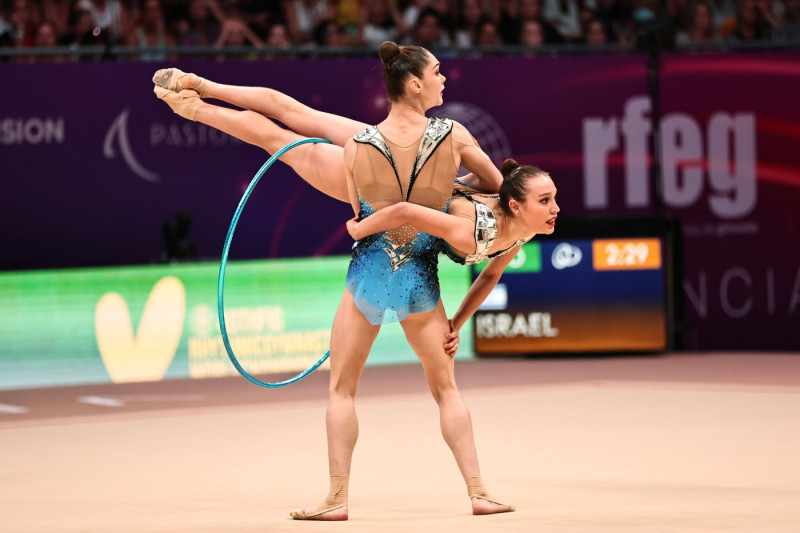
2,51 -> 799,350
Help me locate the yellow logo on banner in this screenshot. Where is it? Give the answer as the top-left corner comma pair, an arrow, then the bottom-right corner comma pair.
95,276 -> 185,383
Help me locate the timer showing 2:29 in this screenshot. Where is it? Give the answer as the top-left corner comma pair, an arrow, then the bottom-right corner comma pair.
592,238 -> 662,270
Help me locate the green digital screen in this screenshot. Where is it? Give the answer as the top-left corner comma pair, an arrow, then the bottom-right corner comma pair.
0,257 -> 473,390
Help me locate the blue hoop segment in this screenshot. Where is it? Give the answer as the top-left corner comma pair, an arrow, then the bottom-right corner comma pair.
217,137 -> 333,388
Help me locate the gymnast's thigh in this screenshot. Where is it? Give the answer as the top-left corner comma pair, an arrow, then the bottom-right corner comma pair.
399,300 -> 456,392
328,290 -> 381,392
280,141 -> 349,203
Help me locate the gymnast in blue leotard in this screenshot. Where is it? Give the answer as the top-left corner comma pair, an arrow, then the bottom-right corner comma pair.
152,41 -> 518,520
346,118 -> 456,324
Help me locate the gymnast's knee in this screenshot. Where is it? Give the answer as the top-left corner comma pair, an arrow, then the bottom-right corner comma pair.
328,378 -> 359,401
426,379 -> 460,405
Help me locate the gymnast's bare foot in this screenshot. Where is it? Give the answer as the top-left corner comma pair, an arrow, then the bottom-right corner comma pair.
153,86 -> 204,121
152,68 -> 215,99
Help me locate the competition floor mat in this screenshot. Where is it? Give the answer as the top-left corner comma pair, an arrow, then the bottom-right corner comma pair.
2,352 -> 799,532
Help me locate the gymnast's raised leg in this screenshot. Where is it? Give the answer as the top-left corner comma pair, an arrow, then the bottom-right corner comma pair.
153,68 -> 366,148
153,85 -> 349,203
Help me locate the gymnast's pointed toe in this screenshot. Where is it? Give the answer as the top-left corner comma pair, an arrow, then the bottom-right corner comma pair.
152,68 -> 186,92
153,68 -> 214,98
153,85 -> 202,121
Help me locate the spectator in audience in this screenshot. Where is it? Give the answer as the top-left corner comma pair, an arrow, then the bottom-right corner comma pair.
501,0 -> 564,44
261,20 -> 293,57
266,21 -> 291,47
772,0 -> 800,41
542,0 -> 583,41
630,0 -> 678,49
727,0 -> 774,39
236,0 -> 280,39
583,15 -> 608,44
593,0 -> 631,44
427,0 -> 458,42
519,17 -> 545,45
358,0 -> 407,48
675,0 -> 720,44
10,0 -> 796,57
475,14 -> 501,44
525,0 -> 565,42
33,18 -> 57,46
313,17 -> 356,45
174,0 -> 225,46
76,0 -> 129,45
754,0 -> 780,27
578,4 -> 596,37
30,18 -> 70,61
405,0 -> 458,43
335,0 -> 361,37
453,0 -> 485,47
215,8 -> 265,48
126,0 -> 175,60
708,0 -> 737,35
778,0 -> 799,23
0,6 -> 13,48
41,0 -> 70,39
498,0 -> 520,42
284,0 -> 330,45
63,3 -> 107,47
667,0 -> 695,32
402,0 -> 428,30
7,0 -> 39,48
410,6 -> 451,47
62,4 -> 88,45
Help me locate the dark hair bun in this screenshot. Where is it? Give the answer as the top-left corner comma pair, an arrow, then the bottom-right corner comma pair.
500,158 -> 519,177
379,41 -> 401,64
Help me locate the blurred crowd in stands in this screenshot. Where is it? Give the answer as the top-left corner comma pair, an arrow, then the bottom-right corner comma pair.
1,0 -> 798,60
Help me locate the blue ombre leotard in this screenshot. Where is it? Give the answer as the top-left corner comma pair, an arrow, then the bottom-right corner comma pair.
346,118 -> 457,325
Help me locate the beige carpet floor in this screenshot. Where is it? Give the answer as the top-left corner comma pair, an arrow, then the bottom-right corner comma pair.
1,353 -> 799,532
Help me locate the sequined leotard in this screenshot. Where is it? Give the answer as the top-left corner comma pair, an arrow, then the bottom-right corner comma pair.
346,117 -> 457,325
441,185 -> 527,266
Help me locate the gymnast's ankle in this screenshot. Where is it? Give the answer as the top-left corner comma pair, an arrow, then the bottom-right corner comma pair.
466,476 -> 515,515
153,86 -> 204,121
289,474 -> 349,521
176,72 -> 215,99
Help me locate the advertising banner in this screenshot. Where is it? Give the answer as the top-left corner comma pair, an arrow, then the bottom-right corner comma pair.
0,257 -> 472,390
2,50 -> 798,350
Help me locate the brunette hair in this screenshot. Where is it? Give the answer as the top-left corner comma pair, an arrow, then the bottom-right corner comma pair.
378,41 -> 431,101
498,159 -> 549,216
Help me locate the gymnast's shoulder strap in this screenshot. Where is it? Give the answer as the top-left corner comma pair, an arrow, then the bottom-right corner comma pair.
353,125 -> 392,162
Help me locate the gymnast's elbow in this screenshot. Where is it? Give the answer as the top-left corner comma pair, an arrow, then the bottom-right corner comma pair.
390,202 -> 415,227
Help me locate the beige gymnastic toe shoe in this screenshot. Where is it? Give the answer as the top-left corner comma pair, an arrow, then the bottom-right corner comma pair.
289,503 -> 348,521
470,494 -> 515,515
152,68 -> 214,98
153,86 -> 203,121
290,475 -> 349,521
466,477 -> 515,515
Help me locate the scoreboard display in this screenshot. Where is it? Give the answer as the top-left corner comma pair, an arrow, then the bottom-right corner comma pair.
472,217 -> 679,355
